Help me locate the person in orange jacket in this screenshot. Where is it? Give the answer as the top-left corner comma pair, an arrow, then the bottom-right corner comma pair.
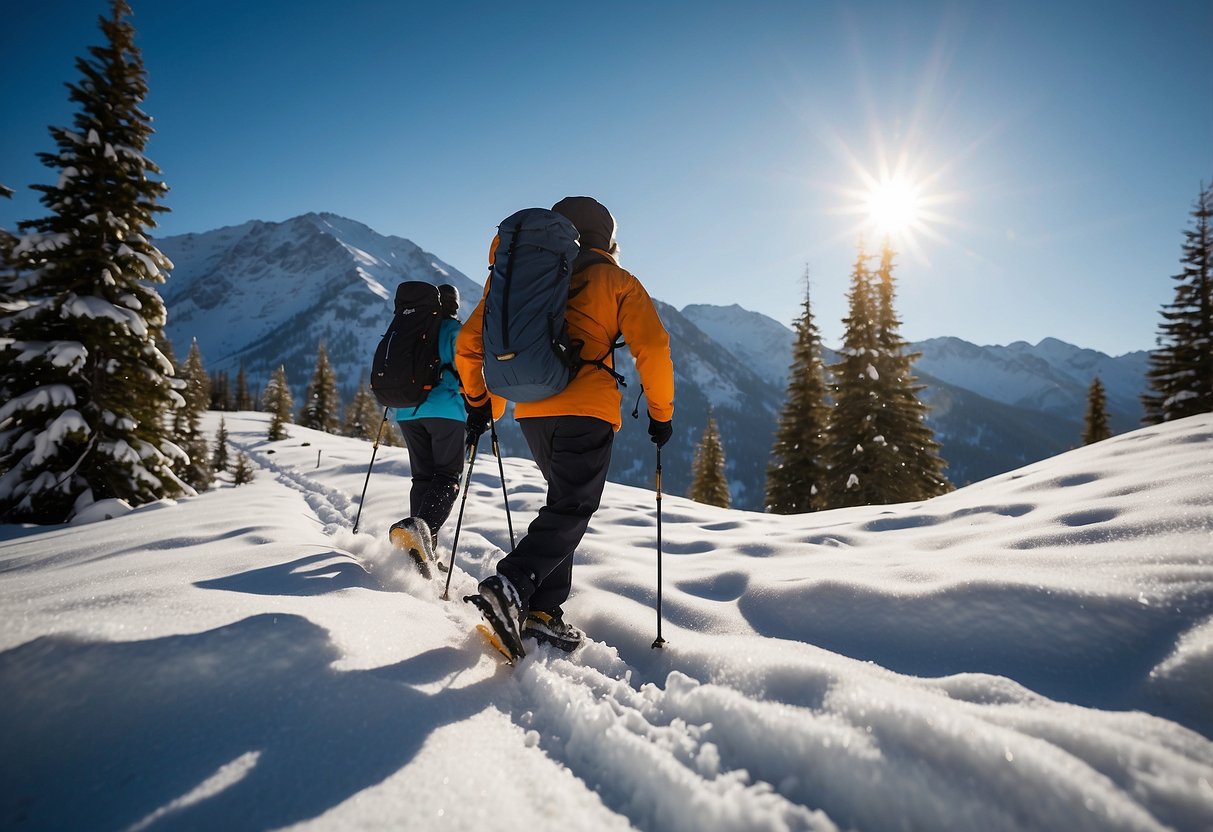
456,195 -> 675,655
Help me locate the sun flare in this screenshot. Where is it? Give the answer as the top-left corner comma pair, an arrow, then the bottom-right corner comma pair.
865,177 -> 922,238
829,151 -> 956,261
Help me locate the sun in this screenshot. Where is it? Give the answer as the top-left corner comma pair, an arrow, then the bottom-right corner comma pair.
828,151 -> 955,261
865,176 -> 922,239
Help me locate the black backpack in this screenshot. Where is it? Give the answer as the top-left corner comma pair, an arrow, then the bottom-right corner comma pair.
370,281 -> 444,410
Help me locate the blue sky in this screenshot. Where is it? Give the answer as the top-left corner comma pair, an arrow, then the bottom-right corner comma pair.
3,1 -> 1210,356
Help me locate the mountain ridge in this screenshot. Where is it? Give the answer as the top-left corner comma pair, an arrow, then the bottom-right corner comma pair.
157,213 -> 1149,508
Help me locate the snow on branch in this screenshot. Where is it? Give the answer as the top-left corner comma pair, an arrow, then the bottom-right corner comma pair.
0,385 -> 79,423
62,294 -> 148,337
10,341 -> 88,373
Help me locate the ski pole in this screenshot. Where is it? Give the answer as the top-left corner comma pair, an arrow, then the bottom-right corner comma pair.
441,439 -> 479,600
352,407 -> 389,534
652,447 -> 666,649
489,416 -> 515,550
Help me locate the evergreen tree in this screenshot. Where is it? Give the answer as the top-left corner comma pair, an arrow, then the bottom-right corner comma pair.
230,451 -> 255,485
821,244 -> 884,507
173,339 -> 213,491
0,1 -> 185,522
765,270 -> 830,513
868,241 -> 950,502
262,365 -> 294,441
1083,376 -> 1112,444
689,411 -> 730,508
382,421 -> 405,448
209,370 -> 232,411
1143,181 -> 1213,423
821,240 -> 949,508
299,341 -> 341,433
234,363 -> 253,411
212,415 -> 230,472
343,378 -> 386,441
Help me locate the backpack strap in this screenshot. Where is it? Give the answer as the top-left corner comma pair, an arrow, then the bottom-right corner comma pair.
571,249 -> 613,275
562,334 -> 627,388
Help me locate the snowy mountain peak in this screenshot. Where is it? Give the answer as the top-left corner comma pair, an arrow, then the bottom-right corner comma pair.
158,213 -> 482,392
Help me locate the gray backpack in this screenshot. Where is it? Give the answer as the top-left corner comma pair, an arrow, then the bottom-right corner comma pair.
482,208 -> 583,402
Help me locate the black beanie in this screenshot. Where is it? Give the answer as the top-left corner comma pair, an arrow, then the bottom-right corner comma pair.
551,196 -> 617,254
438,284 -> 459,318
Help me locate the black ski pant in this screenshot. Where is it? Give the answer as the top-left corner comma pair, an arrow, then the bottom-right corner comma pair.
398,418 -> 465,543
495,415 -> 614,616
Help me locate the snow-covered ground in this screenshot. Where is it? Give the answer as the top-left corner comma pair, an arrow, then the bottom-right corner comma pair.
2,412 -> 1211,831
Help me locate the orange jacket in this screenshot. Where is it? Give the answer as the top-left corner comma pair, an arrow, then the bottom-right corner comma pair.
456,247 -> 674,430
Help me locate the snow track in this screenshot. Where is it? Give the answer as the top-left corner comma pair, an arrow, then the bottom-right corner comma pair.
229,426 -> 849,830
10,412 -> 1194,830
234,441 -> 358,532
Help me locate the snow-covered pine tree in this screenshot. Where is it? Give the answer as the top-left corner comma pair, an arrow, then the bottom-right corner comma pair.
343,379 -> 386,441
689,410 -> 730,508
300,342 -> 341,433
0,1 -> 187,523
820,243 -> 886,508
765,270 -> 831,513
1143,181 -> 1213,423
262,365 -> 294,441
867,241 -> 950,502
234,363 -> 253,411
173,339 -> 213,491
230,451 -> 255,485
1083,376 -> 1111,444
212,415 -> 230,472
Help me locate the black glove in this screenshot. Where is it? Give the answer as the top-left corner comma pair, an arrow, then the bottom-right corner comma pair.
465,399 -> 492,446
647,417 -> 673,448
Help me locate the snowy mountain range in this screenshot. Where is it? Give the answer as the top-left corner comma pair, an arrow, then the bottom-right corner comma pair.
157,213 -> 1148,509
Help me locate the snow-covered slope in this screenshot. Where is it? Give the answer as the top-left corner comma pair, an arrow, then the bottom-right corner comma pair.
1,413 -> 1210,830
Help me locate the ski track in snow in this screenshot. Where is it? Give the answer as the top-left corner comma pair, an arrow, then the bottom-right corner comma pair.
235,442 -> 358,533
230,435 -> 853,831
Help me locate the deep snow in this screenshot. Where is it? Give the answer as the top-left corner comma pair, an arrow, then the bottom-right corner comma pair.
1,412 -> 1211,831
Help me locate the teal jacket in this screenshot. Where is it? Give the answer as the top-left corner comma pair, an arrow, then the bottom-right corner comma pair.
393,317 -> 465,423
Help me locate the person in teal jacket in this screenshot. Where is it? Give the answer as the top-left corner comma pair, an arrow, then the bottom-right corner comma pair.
388,284 -> 466,575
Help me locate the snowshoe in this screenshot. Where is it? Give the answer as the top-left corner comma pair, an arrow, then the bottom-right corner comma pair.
464,574 -> 526,663
521,610 -> 584,653
389,517 -> 434,579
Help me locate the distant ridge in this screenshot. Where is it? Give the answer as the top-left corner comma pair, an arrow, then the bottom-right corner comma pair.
158,214 -> 1148,507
